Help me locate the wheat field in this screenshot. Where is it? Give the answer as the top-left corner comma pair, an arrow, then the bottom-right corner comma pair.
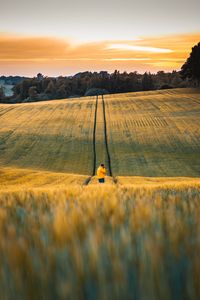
0,97 -> 95,175
0,89 -> 199,179
0,88 -> 200,299
0,185 -> 200,299
105,88 -> 200,176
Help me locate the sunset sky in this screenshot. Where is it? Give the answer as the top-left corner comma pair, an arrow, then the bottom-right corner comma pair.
1,0 -> 200,76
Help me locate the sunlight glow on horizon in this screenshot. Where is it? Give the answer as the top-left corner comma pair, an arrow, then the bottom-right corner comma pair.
0,32 -> 199,76
1,0 -> 200,75
1,0 -> 200,76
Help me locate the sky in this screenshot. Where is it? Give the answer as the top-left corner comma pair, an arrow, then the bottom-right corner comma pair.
0,0 -> 200,76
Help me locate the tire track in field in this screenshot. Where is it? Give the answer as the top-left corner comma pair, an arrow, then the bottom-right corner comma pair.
84,95 -> 116,185
102,95 -> 112,176
92,96 -> 98,176
84,95 -> 98,185
102,95 -> 117,183
0,106 -> 15,118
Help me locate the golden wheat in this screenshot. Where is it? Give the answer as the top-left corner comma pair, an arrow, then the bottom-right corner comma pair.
0,97 -> 95,175
0,89 -> 199,177
0,89 -> 200,299
0,185 -> 200,299
105,88 -> 200,176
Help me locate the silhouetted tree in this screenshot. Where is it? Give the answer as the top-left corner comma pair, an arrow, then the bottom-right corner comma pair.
45,80 -> 56,97
57,84 -> 67,98
7,69 -> 187,103
142,72 -> 154,90
20,79 -> 31,99
28,86 -> 38,101
0,87 -> 5,101
37,73 -> 44,81
180,42 -> 200,86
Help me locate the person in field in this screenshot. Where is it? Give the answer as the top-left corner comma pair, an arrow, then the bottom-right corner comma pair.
97,163 -> 106,183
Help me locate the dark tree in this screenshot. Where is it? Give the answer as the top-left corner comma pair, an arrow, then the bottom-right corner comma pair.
0,86 -> 5,101
180,42 -> 200,86
28,86 -> 38,101
45,80 -> 56,97
37,73 -> 44,81
142,72 -> 154,91
4,69 -> 187,103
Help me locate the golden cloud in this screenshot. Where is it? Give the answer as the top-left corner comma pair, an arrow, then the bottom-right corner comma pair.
0,33 -> 199,75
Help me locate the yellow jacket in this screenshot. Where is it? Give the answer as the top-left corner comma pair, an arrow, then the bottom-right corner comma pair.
97,166 -> 106,179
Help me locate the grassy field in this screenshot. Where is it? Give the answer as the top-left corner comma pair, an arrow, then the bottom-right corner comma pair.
0,88 -> 200,299
0,97 -> 95,175
0,88 -> 199,178
0,167 -> 88,191
105,88 -> 200,176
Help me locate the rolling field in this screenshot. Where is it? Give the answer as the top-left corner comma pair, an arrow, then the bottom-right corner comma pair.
105,88 -> 200,177
0,167 -> 88,191
0,88 -> 199,181
0,97 -> 95,175
0,88 -> 200,299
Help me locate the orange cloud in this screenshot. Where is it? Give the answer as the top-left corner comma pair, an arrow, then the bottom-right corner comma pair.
0,33 -> 199,75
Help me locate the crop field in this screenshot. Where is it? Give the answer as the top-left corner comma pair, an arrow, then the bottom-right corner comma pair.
1,184 -> 200,299
0,88 -> 199,180
105,88 -> 200,177
0,167 -> 88,191
0,88 -> 200,299
0,97 -> 95,175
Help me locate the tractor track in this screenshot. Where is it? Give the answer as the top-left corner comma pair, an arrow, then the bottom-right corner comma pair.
102,96 -> 113,178
102,95 -> 117,184
0,107 -> 15,118
92,95 -> 98,176
84,95 -> 116,185
84,95 -> 98,185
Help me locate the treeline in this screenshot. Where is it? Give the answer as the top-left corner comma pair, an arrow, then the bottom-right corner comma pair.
0,75 -> 27,85
0,70 -> 188,103
1,42 -> 199,103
